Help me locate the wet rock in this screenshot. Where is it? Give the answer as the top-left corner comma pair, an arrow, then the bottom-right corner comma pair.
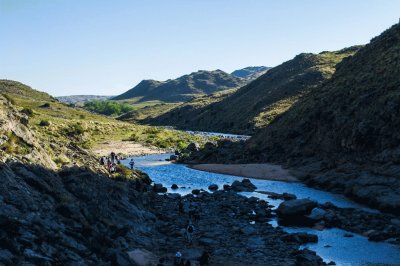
294,249 -> 325,266
192,189 -> 200,195
170,155 -> 179,161
343,233 -> 354,238
307,208 -> 327,221
208,184 -> 218,191
231,179 -> 257,192
283,193 -> 297,201
277,199 -> 318,217
171,184 -> 178,189
223,184 -> 231,190
153,183 -> 167,193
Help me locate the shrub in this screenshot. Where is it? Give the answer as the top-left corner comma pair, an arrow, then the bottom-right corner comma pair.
40,103 -> 51,108
65,123 -> 86,137
128,132 -> 140,141
39,120 -> 50,126
83,100 -> 134,116
21,108 -> 34,117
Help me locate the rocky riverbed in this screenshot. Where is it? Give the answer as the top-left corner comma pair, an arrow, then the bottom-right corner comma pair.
1,159 -> 328,265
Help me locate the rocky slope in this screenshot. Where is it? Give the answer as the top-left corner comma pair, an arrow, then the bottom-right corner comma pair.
112,69 -> 245,103
185,23 -> 400,214
146,47 -> 360,134
231,66 -> 271,81
244,22 -> 400,214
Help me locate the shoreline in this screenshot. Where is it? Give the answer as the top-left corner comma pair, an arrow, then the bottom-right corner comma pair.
189,163 -> 299,182
91,140 -> 167,158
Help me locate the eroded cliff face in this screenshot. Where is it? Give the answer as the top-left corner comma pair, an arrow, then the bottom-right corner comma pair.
0,95 -> 157,264
0,95 -> 56,169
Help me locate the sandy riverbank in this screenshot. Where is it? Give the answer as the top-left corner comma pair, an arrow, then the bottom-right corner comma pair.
190,163 -> 299,182
91,140 -> 166,157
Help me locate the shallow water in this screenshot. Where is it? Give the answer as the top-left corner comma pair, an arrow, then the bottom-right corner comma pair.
123,153 -> 400,265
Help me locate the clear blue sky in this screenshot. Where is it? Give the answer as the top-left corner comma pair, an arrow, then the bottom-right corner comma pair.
1,0 -> 399,96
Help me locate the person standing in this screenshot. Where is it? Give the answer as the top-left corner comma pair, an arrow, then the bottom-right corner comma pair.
129,159 -> 135,169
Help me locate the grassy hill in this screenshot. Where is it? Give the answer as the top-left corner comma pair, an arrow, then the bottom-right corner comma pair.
146,47 -> 360,134
0,80 -> 210,166
112,69 -> 245,103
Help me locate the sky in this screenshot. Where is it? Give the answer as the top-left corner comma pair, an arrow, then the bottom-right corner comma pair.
1,0 -> 400,96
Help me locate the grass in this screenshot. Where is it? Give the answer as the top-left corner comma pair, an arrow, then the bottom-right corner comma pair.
0,80 -> 211,162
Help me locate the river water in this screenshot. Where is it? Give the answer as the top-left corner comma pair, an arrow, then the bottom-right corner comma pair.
123,153 -> 400,266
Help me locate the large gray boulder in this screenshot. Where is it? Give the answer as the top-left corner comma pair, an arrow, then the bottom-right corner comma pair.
276,199 -> 317,217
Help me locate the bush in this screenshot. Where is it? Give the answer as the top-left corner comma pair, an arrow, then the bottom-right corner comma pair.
39,120 -> 50,126
128,132 -> 140,141
83,100 -> 134,116
65,123 -> 86,137
40,103 -> 51,108
21,108 -> 34,117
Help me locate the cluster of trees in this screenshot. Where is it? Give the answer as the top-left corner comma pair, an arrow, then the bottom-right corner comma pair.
83,100 -> 134,116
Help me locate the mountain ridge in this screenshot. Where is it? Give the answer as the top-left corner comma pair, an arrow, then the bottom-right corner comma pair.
144,46 -> 361,134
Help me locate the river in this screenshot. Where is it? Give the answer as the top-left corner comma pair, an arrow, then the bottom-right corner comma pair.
123,153 -> 400,266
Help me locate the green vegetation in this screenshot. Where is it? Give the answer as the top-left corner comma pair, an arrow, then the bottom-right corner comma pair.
0,80 -> 211,165
0,131 -> 31,155
39,120 -> 50,126
83,100 -> 135,116
21,107 -> 34,117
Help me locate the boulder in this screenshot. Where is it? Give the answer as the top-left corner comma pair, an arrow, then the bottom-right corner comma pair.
170,155 -> 179,161
208,184 -> 218,191
276,199 -> 317,217
231,179 -> 257,192
223,184 -> 231,190
192,189 -> 200,195
171,184 -> 178,189
153,183 -> 167,193
307,208 -> 327,221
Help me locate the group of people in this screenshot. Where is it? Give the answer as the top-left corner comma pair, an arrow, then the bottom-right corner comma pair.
99,151 -> 135,173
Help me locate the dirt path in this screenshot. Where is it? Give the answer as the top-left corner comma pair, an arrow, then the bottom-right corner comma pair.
91,140 -> 166,157
190,163 -> 299,182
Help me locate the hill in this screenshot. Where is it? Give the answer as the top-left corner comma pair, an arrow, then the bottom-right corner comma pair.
241,22 -> 400,213
0,80 -> 211,159
231,66 -> 271,80
56,95 -> 113,105
146,47 -> 360,134
112,69 -> 245,103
